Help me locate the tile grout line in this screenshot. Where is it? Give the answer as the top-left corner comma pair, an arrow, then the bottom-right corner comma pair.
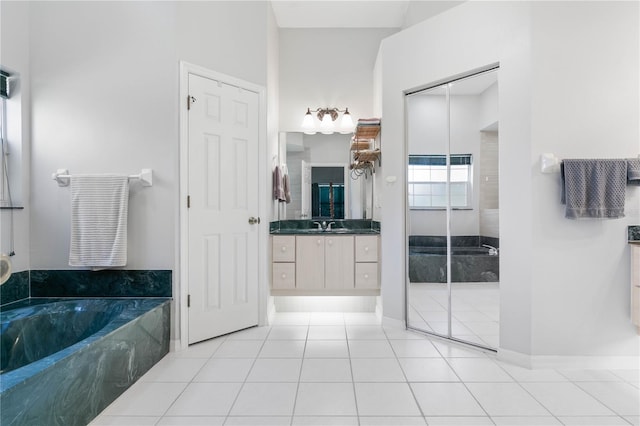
155,335 -> 228,423
221,332 -> 270,424
288,322 -> 311,426
388,328 -> 428,423
344,319 -> 362,426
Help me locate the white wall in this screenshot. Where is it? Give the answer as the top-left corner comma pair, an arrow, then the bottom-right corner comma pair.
277,27 -> 394,221
25,1 -> 271,341
529,2 -> 639,358
378,1 -> 639,360
0,1 -> 30,273
279,28 -> 397,133
267,4 -> 280,224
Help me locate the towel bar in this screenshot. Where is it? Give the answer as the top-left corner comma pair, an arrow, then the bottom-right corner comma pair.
52,169 -> 153,187
541,153 -> 640,174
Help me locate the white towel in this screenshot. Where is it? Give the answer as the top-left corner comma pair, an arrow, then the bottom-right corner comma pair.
69,175 -> 129,268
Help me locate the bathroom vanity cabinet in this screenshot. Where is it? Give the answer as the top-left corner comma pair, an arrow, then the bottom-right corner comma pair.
271,234 -> 380,295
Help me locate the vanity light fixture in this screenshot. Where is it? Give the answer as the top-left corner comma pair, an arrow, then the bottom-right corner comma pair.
302,107 -> 354,135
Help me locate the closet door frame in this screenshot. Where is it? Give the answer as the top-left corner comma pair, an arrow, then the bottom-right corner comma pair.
404,65 -> 499,352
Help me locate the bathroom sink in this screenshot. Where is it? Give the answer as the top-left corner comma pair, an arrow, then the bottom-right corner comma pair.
296,228 -> 352,234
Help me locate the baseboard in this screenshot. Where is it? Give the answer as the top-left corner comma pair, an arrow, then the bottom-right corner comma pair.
381,314 -> 405,330
170,339 -> 182,352
498,348 -> 640,370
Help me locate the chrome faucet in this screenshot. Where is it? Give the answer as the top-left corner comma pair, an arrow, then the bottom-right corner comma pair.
482,244 -> 499,256
312,221 -> 335,231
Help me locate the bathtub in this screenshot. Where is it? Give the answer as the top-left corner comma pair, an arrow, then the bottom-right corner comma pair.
409,236 -> 499,283
0,298 -> 170,426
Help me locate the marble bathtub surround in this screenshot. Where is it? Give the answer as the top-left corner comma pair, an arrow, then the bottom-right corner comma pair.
629,225 -> 640,243
409,235 -> 500,283
0,298 -> 170,426
409,235 -> 499,249
270,219 -> 380,234
0,270 -> 29,306
30,269 -> 172,298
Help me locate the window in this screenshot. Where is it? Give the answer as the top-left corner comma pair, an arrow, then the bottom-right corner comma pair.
408,154 -> 473,209
312,183 -> 345,219
1,97 -> 7,203
0,67 -> 21,207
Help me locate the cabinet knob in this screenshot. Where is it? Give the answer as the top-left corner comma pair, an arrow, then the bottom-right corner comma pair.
281,246 -> 287,252
364,246 -> 369,252
281,273 -> 287,279
328,239 -> 333,246
317,239 -> 322,245
364,273 -> 369,279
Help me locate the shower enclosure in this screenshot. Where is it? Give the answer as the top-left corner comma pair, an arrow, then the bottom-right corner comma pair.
405,67 -> 500,351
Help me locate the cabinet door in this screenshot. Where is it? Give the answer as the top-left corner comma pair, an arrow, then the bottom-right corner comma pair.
355,262 -> 379,289
272,263 -> 295,289
296,236 -> 325,289
272,236 -> 295,262
325,236 -> 355,290
355,235 -> 379,262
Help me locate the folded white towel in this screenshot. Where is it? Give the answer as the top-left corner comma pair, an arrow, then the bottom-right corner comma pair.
69,175 -> 129,268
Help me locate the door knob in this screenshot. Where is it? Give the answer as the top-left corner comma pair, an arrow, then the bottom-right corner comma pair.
248,217 -> 260,225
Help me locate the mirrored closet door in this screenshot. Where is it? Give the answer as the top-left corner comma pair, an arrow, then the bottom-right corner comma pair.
405,67 -> 500,351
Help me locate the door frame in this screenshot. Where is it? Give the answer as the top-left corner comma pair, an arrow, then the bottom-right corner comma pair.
179,61 -> 268,349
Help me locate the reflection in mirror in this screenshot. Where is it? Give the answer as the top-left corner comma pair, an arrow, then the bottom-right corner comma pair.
278,132 -> 372,220
311,166 -> 345,219
405,68 -> 499,351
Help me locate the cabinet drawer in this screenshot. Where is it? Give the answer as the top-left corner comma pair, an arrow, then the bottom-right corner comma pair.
272,263 -> 295,289
272,236 -> 295,262
355,263 -> 379,289
355,236 -> 379,262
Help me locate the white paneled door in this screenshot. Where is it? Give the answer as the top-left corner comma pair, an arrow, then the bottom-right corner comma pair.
187,73 -> 260,344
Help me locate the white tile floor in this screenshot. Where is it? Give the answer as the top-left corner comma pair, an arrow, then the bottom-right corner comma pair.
408,283 -> 500,349
91,312 -> 640,426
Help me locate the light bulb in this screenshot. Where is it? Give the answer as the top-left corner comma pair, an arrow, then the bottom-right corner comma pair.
339,109 -> 354,134
320,111 -> 334,134
301,108 -> 316,134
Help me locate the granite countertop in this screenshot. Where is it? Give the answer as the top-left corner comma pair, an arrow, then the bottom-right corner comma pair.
629,226 -> 640,244
270,219 -> 380,235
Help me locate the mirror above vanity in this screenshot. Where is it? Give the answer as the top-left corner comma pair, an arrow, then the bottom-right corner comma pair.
277,132 -> 374,220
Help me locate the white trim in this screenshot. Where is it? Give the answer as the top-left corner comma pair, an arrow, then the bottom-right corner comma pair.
381,314 -> 405,330
178,61 -> 267,349
498,348 -> 640,370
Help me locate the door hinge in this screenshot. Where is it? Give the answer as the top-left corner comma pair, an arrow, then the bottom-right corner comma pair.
187,294 -> 191,308
187,95 -> 196,110
187,195 -> 191,208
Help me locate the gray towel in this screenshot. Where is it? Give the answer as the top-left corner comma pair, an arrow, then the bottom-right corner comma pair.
273,166 -> 285,202
627,158 -> 640,185
283,173 -> 291,204
561,159 -> 627,219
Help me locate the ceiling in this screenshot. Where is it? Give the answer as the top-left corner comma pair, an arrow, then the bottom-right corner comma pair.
270,1 -> 463,29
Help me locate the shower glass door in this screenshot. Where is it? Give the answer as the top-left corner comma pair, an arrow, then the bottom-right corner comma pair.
406,68 -> 499,351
